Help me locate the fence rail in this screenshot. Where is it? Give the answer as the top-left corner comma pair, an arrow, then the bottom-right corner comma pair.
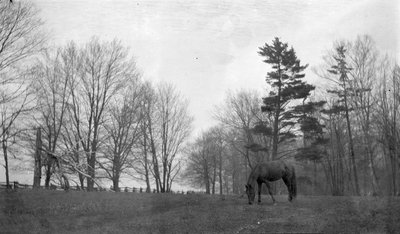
0,181 -> 197,194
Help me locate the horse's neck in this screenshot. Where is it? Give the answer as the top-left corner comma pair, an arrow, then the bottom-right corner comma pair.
247,169 -> 258,187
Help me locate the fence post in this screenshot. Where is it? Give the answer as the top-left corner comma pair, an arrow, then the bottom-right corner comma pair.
13,181 -> 19,189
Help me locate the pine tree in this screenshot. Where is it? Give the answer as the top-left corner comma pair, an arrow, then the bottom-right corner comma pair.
293,100 -> 327,194
259,37 -> 314,159
291,101 -> 326,146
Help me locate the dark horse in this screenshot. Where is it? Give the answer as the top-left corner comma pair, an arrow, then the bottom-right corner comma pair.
245,160 -> 296,205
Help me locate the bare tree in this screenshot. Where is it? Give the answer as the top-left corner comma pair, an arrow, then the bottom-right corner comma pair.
0,1 -> 45,188
31,49 -> 71,188
135,81 -> 156,192
212,90 -> 274,194
320,99 -> 347,195
58,42 -> 87,188
99,77 -> 143,191
66,38 -> 135,191
374,57 -> 400,195
346,35 -> 380,195
214,90 -> 267,170
209,126 -> 226,195
0,1 -> 45,78
315,42 -> 361,195
145,83 -> 192,192
184,132 -> 215,194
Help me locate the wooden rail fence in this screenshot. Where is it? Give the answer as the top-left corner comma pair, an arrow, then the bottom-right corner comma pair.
0,181 -> 196,194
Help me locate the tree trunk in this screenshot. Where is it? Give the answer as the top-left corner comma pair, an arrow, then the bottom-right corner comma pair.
366,142 -> 379,195
392,75 -> 398,195
204,164 -> 210,194
33,128 -> 42,188
271,66 -> 282,160
113,176 -> 120,192
219,151 -> 223,195
212,157 -> 216,194
272,112 -> 280,160
148,120 -> 161,193
86,151 -> 96,191
332,121 -> 345,196
232,168 -> 236,194
79,173 -> 85,189
45,159 -> 52,188
343,84 -> 360,196
2,133 -> 10,189
143,125 -> 151,193
44,152 -> 55,188
162,161 -> 167,193
313,160 -> 317,195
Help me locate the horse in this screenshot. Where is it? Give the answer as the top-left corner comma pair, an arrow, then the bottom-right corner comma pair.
245,160 -> 297,205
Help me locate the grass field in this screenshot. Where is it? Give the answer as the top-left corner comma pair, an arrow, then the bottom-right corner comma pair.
1,189 -> 400,234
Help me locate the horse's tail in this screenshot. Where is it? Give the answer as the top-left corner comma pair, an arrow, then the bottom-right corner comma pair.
290,166 -> 297,199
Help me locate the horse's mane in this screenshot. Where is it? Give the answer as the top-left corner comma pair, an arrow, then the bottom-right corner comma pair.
247,164 -> 260,186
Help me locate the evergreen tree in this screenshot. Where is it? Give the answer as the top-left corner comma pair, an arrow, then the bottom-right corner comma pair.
293,100 -> 327,194
258,37 -> 314,159
291,101 -> 326,146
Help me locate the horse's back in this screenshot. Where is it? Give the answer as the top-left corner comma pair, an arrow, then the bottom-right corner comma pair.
259,160 -> 287,170
256,160 -> 288,181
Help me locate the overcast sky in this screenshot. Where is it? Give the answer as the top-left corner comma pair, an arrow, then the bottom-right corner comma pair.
35,0 -> 399,136
2,0 -> 398,186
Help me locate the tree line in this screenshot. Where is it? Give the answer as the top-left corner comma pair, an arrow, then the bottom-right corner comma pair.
185,36 -> 399,196
0,2 -> 192,192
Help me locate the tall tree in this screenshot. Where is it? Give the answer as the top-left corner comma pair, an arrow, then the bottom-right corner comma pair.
209,126 -> 226,195
347,35 -> 379,195
0,1 -> 45,188
58,42 -> 86,189
32,127 -> 42,188
67,38 -> 135,191
185,133 -> 213,194
321,102 -> 347,195
32,49 -> 70,188
326,44 -> 360,196
145,83 -> 192,192
185,128 -> 225,194
375,58 -> 400,195
99,78 -> 143,192
135,81 -> 156,192
258,37 -> 313,159
213,90 -> 270,193
214,90 -> 265,168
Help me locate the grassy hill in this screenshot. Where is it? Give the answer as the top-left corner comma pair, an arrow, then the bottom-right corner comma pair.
1,189 -> 400,233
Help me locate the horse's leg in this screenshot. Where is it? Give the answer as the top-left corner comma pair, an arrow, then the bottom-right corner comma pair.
282,176 -> 292,201
265,182 -> 276,204
257,181 -> 262,204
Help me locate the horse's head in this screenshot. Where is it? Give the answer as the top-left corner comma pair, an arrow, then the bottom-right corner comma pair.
245,184 -> 255,205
